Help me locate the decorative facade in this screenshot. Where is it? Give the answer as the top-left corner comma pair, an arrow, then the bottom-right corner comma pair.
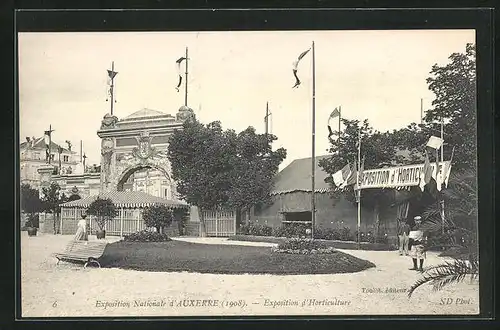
96,106 -> 195,197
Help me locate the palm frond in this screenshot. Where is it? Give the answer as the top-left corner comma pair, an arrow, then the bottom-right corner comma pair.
408,258 -> 479,298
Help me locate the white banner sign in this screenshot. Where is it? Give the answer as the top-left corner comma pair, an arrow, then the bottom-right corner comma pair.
358,161 -> 450,189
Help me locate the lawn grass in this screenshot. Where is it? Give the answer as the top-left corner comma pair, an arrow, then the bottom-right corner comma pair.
100,240 -> 376,274
228,235 -> 395,251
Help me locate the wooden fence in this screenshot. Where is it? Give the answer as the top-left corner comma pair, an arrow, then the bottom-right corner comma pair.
59,207 -> 235,237
203,210 -> 236,237
60,207 -> 147,236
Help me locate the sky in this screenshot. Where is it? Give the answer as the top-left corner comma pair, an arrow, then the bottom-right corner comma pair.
18,30 -> 475,170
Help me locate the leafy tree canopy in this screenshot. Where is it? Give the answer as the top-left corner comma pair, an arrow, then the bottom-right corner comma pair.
21,183 -> 42,215
167,118 -> 286,211
143,204 -> 174,232
319,43 -> 476,205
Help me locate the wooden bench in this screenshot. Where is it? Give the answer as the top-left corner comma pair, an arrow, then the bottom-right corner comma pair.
53,240 -> 108,268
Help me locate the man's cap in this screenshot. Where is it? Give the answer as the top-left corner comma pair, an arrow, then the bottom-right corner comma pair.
414,216 -> 422,220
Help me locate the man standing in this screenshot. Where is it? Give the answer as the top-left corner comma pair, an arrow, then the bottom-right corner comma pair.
408,216 -> 427,272
398,219 -> 410,256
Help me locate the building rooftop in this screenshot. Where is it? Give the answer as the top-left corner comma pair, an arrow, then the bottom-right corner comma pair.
20,137 -> 73,153
60,191 -> 189,209
272,155 -> 331,195
121,108 -> 175,122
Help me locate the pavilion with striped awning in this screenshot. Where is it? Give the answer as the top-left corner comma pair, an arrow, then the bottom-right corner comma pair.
59,191 -> 189,237
61,191 -> 189,209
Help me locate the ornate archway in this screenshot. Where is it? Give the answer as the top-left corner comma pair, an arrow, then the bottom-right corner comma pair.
96,106 -> 195,197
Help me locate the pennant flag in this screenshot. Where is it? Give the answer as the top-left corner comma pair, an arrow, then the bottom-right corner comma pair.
345,159 -> 357,187
44,130 -> 51,146
357,156 -> 365,188
175,57 -> 187,92
107,69 -> 118,80
443,146 -> 455,188
292,48 -> 310,88
329,107 -> 340,120
419,151 -> 433,191
327,125 -> 334,138
333,163 -> 350,188
426,136 -> 444,150
443,162 -> 453,188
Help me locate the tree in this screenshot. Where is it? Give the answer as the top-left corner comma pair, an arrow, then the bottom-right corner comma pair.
143,205 -> 174,234
227,127 -> 286,223
20,183 -> 42,227
423,43 -> 476,172
168,119 -> 234,237
86,197 -> 118,231
168,118 -> 287,236
40,182 -> 66,234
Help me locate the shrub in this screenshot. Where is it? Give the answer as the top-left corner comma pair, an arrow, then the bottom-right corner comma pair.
273,238 -> 337,254
353,230 -> 388,244
143,205 -> 174,233
273,222 -> 311,238
239,222 -> 273,236
124,230 -> 172,242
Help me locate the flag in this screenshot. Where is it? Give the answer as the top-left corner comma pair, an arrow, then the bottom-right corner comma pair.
44,130 -> 51,162
292,48 -> 310,88
44,130 -> 51,146
106,69 -> 117,101
426,136 -> 444,150
329,107 -> 340,120
443,162 -> 453,188
327,125 -> 334,139
443,146 -> 455,188
107,69 -> 118,80
175,57 -> 187,92
344,159 -> 357,187
357,156 -> 365,188
333,163 -> 350,188
419,151 -> 433,191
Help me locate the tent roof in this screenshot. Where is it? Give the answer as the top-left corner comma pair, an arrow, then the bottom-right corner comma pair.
60,191 -> 189,209
272,155 -> 331,195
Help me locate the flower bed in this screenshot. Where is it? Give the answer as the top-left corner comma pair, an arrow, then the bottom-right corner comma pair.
229,235 -> 394,251
273,238 -> 337,254
123,230 -> 172,242
238,222 -> 389,244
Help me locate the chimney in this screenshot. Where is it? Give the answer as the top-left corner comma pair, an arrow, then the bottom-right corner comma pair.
26,137 -> 31,143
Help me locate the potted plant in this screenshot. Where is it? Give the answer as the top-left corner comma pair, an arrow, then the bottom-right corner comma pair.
26,215 -> 38,237
86,197 -> 118,239
21,184 -> 42,237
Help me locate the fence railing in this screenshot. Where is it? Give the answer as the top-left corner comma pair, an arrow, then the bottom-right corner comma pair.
203,210 -> 236,237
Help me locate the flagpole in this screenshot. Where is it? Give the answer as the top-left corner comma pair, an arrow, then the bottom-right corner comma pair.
48,124 -> 52,165
311,40 -> 316,240
110,61 -> 115,116
420,98 -> 423,125
185,47 -> 188,106
265,102 -> 269,135
357,127 -> 361,250
440,114 -> 444,228
338,105 -> 341,143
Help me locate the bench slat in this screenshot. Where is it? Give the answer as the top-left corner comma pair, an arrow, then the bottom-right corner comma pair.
54,240 -> 108,265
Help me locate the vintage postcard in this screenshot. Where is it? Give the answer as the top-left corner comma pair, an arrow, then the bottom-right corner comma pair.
18,26 -> 482,318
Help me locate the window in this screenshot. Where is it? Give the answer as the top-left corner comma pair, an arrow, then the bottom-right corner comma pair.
34,152 -> 40,160
50,154 -> 55,160
63,155 -> 69,162
164,188 -> 169,199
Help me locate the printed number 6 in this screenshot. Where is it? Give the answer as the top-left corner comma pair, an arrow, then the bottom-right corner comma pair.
52,301 -> 57,307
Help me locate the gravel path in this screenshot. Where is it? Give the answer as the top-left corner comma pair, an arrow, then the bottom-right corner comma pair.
21,233 -> 479,317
